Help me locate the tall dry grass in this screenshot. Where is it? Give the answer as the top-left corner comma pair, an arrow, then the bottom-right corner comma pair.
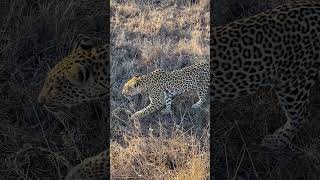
110,0 -> 210,179
111,124 -> 209,179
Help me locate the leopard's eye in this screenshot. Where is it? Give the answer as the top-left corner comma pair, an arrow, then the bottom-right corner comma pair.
68,64 -> 90,86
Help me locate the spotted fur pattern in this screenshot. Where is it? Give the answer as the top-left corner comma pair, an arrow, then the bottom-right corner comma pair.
212,1 -> 320,149
122,62 -> 209,120
64,151 -> 109,180
38,39 -> 108,115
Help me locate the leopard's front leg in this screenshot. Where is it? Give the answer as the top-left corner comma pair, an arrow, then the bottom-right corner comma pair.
130,103 -> 160,120
262,80 -> 312,149
130,92 -> 164,120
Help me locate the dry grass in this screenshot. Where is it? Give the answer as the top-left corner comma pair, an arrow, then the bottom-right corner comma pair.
111,124 -> 209,179
110,0 -> 210,179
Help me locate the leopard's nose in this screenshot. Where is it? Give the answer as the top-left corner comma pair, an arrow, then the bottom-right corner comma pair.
38,94 -> 47,106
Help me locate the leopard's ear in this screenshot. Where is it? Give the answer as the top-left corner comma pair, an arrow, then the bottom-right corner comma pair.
76,37 -> 96,51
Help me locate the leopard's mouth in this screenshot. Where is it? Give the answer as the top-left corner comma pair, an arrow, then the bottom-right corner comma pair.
43,104 -> 67,113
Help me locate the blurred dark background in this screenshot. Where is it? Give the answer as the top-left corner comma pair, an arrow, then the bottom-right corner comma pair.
212,0 -> 320,179
0,0 -> 108,179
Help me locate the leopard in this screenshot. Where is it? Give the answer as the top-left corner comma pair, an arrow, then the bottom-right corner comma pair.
38,1 -> 320,179
211,0 -> 320,150
64,151 -> 108,180
38,38 -> 108,115
122,62 -> 209,120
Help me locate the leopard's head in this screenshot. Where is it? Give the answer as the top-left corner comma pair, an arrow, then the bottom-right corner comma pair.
122,75 -> 144,97
38,38 -> 108,113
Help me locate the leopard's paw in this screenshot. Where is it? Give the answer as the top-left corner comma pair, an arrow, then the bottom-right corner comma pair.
191,103 -> 202,109
261,134 -> 290,150
130,111 -> 143,121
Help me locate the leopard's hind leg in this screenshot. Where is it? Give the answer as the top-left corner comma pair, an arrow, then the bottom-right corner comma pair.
191,85 -> 208,109
262,79 -> 314,149
161,89 -> 177,115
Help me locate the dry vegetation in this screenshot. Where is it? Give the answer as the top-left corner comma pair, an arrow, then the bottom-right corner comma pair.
110,0 -> 210,179
0,0 -> 108,179
111,124 -> 209,179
